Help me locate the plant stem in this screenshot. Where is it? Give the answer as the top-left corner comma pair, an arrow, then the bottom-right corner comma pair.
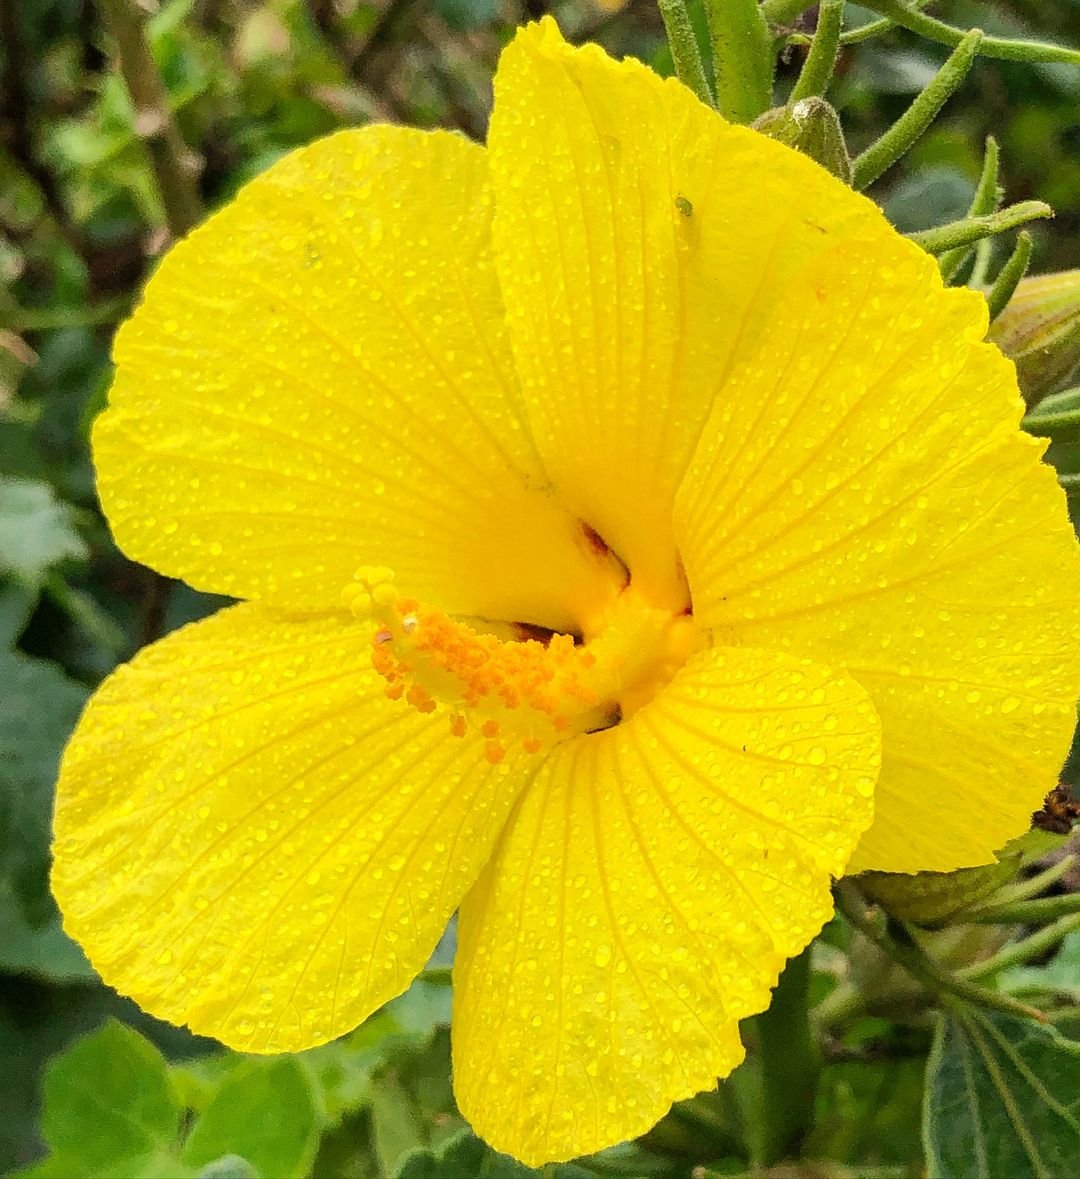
834,882 -> 1047,1022
855,0 -> 1080,64
752,946 -> 819,1165
959,913 -> 1080,982
13,298 -> 133,332
908,201 -> 1052,254
703,0 -> 774,123
789,0 -> 844,103
760,0 -> 818,25
784,0 -> 936,47
0,0 -> 83,251
96,0 -> 202,647
837,0 -> 935,45
812,979 -> 865,1031
95,0 -> 203,238
939,136 -> 1000,282
351,0 -> 423,81
968,237 -> 995,288
658,0 -> 715,106
986,230 -> 1033,320
852,28 -> 982,190
996,855 -> 1077,904
701,1170 -> 910,1179
967,890 -> 1080,927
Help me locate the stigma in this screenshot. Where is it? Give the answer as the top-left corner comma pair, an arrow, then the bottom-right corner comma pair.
342,566 -> 703,761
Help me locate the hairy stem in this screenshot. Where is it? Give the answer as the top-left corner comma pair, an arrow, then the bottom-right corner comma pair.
959,912 -> 1080,982
659,0 -> 715,106
908,202 -> 1052,254
789,0 -> 844,103
856,0 -> 1080,64
852,28 -> 981,190
835,882 -> 1047,1022
95,0 -> 202,238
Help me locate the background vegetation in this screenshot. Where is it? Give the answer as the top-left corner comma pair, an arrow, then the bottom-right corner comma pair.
3,2 -> 1080,1176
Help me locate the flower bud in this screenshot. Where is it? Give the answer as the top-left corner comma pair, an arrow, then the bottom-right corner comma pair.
856,827 -> 1066,928
989,270 -> 1080,406
1021,385 -> 1080,441
753,98 -> 852,185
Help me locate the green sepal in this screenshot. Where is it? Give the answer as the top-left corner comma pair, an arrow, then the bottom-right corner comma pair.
857,828 -> 1067,928
1022,386 -> 1080,440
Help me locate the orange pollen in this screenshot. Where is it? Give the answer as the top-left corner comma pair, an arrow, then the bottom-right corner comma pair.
342,566 -> 703,758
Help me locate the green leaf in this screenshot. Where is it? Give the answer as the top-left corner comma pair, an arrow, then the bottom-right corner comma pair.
170,1053 -> 246,1117
0,478 -> 87,588
386,976 -> 452,1035
0,650 -> 88,919
1000,930 -> 1080,1003
303,1038 -> 376,1126
393,1128 -> 594,1179
924,1008 -> 1080,1177
371,1073 -> 428,1177
435,0 -> 497,31
196,1155 -> 260,1179
808,1052 -> 925,1165
0,582 -> 36,646
0,886 -> 94,982
180,1058 -> 320,1179
94,1151 -> 198,1178
40,1021 -> 183,1173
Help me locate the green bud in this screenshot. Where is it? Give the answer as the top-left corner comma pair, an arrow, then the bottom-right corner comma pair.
753,98 -> 852,185
990,269 -> 1080,406
1021,385 -> 1080,441
857,827 -> 1066,928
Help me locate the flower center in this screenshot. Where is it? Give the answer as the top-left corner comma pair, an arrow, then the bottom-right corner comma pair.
343,566 -> 702,763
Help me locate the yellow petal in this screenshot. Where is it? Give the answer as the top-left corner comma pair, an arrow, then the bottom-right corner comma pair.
675,234 -> 1080,873
487,19 -> 884,609
52,604 -> 529,1052
96,127 -> 622,632
453,645 -> 879,1164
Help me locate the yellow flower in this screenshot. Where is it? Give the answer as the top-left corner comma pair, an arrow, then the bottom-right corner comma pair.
53,18 -> 1080,1167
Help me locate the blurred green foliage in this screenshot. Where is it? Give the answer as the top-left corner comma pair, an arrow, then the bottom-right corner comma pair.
3,1 -> 1080,1176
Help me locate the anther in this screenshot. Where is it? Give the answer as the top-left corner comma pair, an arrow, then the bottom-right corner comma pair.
343,566 -> 694,760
